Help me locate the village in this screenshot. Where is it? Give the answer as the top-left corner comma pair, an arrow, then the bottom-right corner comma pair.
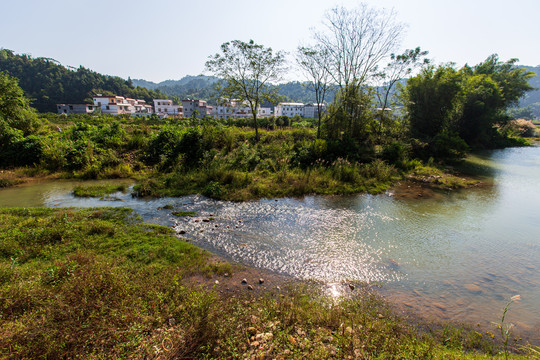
57,95 -> 326,119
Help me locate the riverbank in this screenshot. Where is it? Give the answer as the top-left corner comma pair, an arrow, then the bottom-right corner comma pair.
1,206 -> 537,359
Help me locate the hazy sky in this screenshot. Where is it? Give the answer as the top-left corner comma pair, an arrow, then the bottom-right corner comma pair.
1,0 -> 538,83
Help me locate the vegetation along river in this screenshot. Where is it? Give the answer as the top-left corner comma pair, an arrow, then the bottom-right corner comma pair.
1,146 -> 539,341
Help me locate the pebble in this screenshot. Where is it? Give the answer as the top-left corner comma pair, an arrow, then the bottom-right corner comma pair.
178,230 -> 186,235
241,278 -> 248,284
248,285 -> 254,290
349,284 -> 355,291
259,278 -> 264,284
214,280 -> 219,285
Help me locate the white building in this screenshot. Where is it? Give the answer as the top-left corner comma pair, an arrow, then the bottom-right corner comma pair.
153,99 -> 183,118
303,103 -> 326,118
92,95 -> 152,116
92,95 -> 132,115
214,99 -> 271,119
56,104 -> 98,115
274,102 -> 305,117
182,99 -> 213,118
58,95 -> 152,117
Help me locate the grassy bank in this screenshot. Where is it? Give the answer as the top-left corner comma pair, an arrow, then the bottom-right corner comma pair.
1,114 -> 494,201
0,207 -> 536,359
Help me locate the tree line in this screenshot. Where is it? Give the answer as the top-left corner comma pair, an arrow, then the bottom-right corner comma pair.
204,3 -> 535,159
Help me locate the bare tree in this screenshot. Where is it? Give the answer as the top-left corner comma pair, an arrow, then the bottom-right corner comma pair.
296,45 -> 333,138
205,40 -> 286,141
316,4 -> 405,90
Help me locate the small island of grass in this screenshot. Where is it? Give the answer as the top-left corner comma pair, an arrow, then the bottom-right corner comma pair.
72,184 -> 127,198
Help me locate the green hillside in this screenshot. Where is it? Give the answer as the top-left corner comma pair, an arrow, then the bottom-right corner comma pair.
0,49 -> 164,113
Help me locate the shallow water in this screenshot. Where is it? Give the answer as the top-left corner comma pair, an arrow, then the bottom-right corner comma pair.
1,147 -> 539,340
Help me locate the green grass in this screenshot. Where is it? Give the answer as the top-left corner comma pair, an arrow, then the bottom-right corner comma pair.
0,207 -> 535,359
172,210 -> 198,217
72,184 -> 127,197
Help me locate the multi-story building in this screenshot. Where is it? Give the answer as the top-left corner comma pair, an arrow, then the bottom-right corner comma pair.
303,103 -> 326,118
56,104 -> 98,115
214,99 -> 271,119
153,99 -> 183,117
58,95 -> 151,116
182,99 -> 213,118
92,95 -> 133,115
274,102 -> 305,117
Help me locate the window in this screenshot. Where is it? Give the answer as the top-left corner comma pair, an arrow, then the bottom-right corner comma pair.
69,105 -> 73,110
106,105 -> 110,110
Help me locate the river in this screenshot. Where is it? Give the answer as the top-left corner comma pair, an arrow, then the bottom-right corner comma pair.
1,146 -> 539,341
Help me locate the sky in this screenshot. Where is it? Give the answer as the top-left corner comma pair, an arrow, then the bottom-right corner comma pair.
1,0 -> 539,83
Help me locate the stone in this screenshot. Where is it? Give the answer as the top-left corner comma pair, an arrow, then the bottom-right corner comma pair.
288,335 -> 296,344
178,230 -> 186,235
464,283 -> 482,293
432,302 -> 446,311
248,285 -> 254,290
241,278 -> 248,284
348,284 -> 355,291
214,280 -> 219,285
259,278 -> 264,284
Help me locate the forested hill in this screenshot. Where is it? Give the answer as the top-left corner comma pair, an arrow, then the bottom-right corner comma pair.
133,77 -> 338,104
133,76 -> 220,102
0,49 -> 164,113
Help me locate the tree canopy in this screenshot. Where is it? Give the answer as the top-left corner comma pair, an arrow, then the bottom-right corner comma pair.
403,55 -> 535,156
205,40 -> 286,141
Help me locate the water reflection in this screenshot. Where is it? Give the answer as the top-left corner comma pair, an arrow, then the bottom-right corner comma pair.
1,147 -> 539,340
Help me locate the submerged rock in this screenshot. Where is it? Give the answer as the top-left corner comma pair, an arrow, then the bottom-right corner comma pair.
464,283 -> 482,293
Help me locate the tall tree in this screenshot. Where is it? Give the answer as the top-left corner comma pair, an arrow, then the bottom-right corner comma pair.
315,4 -> 404,90
296,45 -> 333,138
313,4 -> 404,143
205,40 -> 286,141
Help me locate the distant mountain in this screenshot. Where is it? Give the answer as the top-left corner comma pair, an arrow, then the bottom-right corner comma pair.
0,49 -> 164,113
133,76 -> 336,105
132,76 -> 220,101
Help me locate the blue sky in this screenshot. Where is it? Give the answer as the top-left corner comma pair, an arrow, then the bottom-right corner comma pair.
1,0 -> 538,83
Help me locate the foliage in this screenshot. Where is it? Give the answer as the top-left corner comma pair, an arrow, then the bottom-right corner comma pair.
404,55 -> 534,159
323,85 -> 376,144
